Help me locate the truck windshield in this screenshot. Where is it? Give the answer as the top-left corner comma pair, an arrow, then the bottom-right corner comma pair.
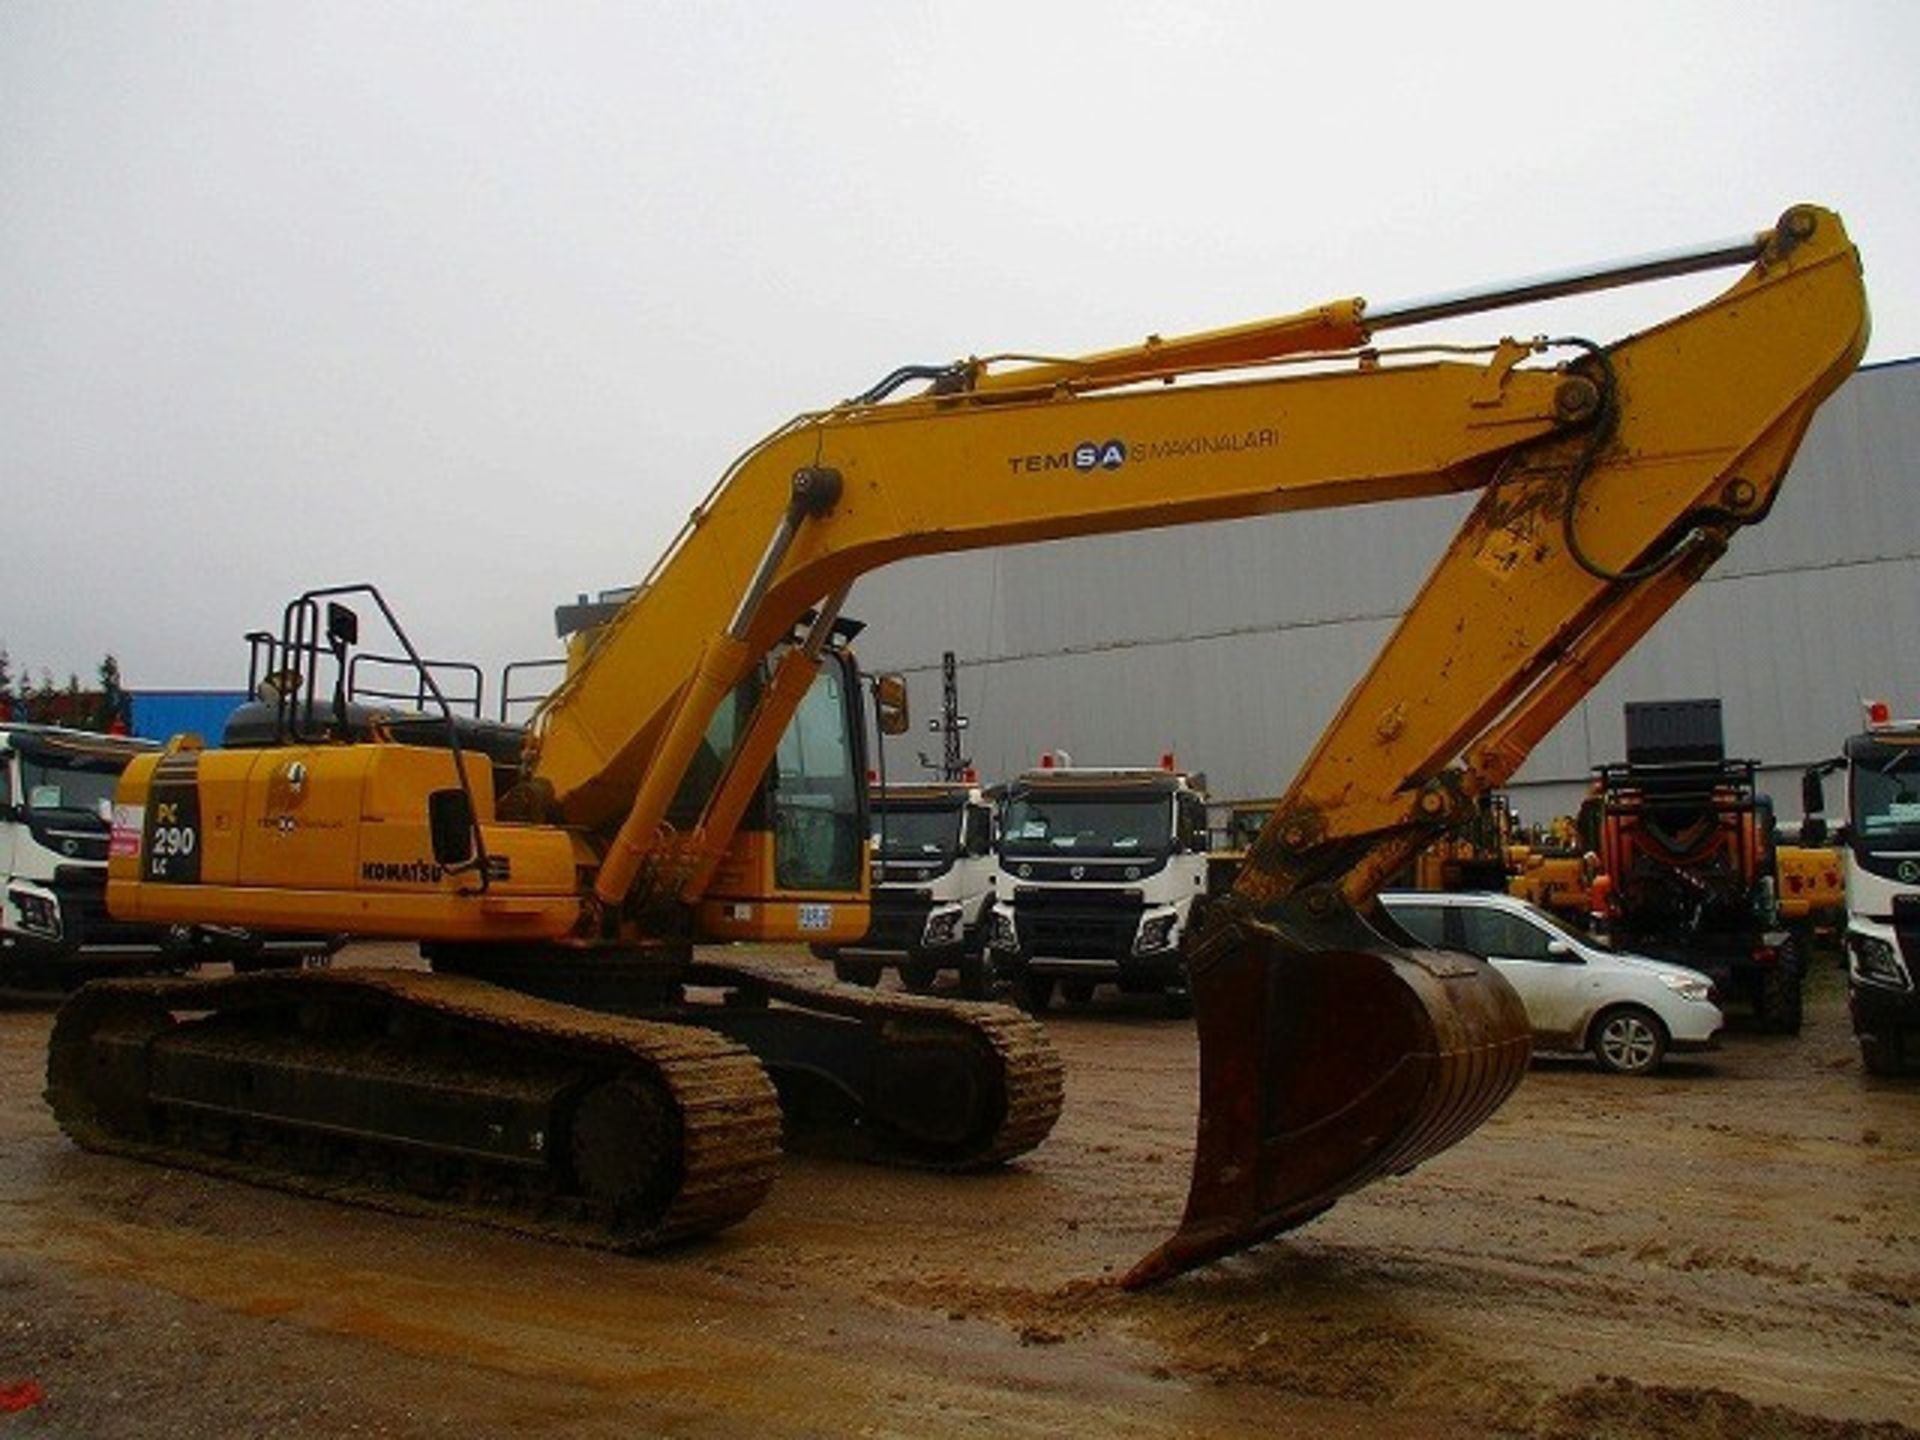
20,756 -> 121,818
1000,793 -> 1169,857
1851,744 -> 1920,847
874,805 -> 961,859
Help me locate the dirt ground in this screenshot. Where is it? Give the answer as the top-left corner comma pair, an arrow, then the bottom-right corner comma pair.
2,944 -> 1916,1439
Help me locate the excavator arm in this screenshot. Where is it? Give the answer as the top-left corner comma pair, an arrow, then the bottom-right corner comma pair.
531,204 -> 1864,1283
538,207 -> 1863,913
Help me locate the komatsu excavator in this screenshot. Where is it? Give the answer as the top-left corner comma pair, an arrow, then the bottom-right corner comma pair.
48,205 -> 1867,1287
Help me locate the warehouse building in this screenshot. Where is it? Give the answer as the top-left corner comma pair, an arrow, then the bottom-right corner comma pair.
845,357 -> 1920,827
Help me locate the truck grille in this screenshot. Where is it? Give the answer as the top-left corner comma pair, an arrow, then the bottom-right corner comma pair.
864,895 -> 934,950
1011,890 -> 1144,959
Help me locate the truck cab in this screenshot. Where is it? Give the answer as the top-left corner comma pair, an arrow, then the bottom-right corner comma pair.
1821,717 -> 1920,1073
0,724 -> 185,989
985,764 -> 1211,1014
815,781 -> 997,997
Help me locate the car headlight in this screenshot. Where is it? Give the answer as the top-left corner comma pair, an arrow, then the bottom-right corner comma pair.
1134,912 -> 1179,955
1850,934 -> 1911,989
1657,972 -> 1715,1004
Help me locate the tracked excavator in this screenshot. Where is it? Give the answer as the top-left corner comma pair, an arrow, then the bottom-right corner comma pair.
48,205 -> 1867,1286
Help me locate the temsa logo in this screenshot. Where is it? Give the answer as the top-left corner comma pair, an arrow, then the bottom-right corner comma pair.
1007,437 -> 1128,475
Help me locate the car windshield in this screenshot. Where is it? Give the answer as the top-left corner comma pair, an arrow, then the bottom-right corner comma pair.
874,804 -> 961,859
1000,792 -> 1169,857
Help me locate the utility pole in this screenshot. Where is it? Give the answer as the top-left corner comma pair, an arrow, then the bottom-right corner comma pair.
917,651 -> 971,780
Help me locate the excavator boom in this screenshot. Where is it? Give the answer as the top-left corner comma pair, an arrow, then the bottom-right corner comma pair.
538,204 -> 1864,1283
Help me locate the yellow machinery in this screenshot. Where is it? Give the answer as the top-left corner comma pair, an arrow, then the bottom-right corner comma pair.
1508,812 -> 1600,925
1410,794 -> 1519,893
1775,841 -> 1846,937
49,206 -> 1867,1287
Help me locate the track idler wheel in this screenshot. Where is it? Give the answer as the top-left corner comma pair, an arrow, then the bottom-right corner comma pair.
1124,900 -> 1531,1288
567,1074 -> 685,1226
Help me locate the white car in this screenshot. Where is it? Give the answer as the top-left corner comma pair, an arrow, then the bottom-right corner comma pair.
1379,890 -> 1723,1076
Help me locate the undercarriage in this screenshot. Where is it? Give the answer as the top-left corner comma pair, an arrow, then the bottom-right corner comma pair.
46,957 -> 1065,1251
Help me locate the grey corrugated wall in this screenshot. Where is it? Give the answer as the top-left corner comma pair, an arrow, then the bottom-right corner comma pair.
846,359 -> 1920,825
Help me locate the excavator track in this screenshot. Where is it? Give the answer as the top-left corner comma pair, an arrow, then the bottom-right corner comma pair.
46,968 -> 782,1251
683,953 -> 1064,1170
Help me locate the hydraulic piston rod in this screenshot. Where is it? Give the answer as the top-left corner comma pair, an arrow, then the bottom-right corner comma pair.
1366,230 -> 1773,331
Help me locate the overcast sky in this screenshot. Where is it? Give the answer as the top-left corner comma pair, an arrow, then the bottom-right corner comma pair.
3,2 -> 1915,697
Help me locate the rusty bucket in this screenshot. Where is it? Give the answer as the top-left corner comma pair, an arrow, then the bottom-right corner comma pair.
1124,907 -> 1531,1288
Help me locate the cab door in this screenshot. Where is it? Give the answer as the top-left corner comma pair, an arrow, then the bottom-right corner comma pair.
1454,905 -> 1591,1047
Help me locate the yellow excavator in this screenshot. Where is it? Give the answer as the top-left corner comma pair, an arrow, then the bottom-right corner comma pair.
48,205 -> 1867,1287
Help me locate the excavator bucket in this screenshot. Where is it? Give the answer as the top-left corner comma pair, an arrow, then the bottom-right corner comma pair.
1124,908 -> 1531,1288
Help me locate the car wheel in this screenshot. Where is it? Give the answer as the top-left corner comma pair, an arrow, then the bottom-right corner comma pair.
1859,1030 -> 1908,1077
1759,945 -> 1804,1035
1163,986 -> 1194,1019
833,959 -> 882,988
1590,1005 -> 1668,1075
1759,965 -> 1804,1035
901,961 -> 938,995
1061,979 -> 1095,1006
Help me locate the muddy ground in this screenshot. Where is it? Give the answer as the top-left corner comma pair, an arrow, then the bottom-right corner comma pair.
2,945 -> 1915,1439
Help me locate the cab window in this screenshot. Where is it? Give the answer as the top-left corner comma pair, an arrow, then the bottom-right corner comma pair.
1387,903 -> 1448,948
1456,907 -> 1557,962
771,663 -> 862,891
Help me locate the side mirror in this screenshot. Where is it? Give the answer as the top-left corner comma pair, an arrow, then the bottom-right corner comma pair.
326,602 -> 360,651
873,673 -> 910,736
1800,766 -> 1828,821
428,787 -> 477,868
1546,938 -> 1574,958
1800,814 -> 1829,847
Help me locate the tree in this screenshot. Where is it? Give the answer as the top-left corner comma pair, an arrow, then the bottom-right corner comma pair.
97,654 -> 130,732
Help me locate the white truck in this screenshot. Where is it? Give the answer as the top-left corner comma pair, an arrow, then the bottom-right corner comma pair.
0,724 -> 190,990
985,764 -> 1212,1014
1804,705 -> 1920,1075
2,722 -> 338,991
816,781 -> 998,997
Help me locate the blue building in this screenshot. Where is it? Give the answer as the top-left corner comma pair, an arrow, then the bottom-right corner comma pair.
128,690 -> 249,745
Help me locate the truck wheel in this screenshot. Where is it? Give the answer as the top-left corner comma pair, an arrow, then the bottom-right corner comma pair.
957,954 -> 992,1001
833,959 -> 882,987
1019,973 -> 1056,1014
1859,1031 -> 1908,1077
1760,959 -> 1804,1035
1590,1005 -> 1668,1076
1061,980 -> 1095,1006
1163,986 -> 1194,1020
901,960 -> 938,995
